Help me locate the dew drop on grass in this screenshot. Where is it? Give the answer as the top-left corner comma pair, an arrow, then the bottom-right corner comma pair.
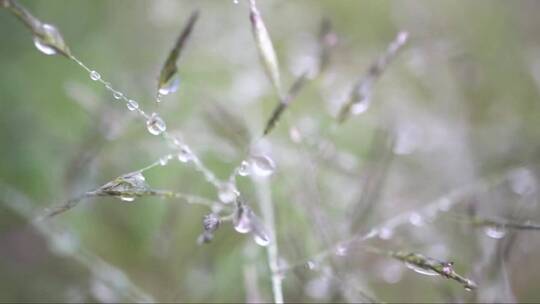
146,113 -> 166,135
158,73 -> 180,96
177,145 -> 194,163
250,155 -> 276,177
89,70 -> 101,81
159,156 -> 170,166
238,161 -> 250,177
306,260 -> 318,270
113,91 -> 123,100
254,233 -> 270,246
119,195 -> 135,202
233,207 -> 252,234
33,24 -> 63,55
408,212 -> 424,227
126,99 -> 139,111
351,101 -> 370,115
484,226 -> 506,239
218,183 -> 238,204
378,227 -> 394,240
404,263 -> 438,276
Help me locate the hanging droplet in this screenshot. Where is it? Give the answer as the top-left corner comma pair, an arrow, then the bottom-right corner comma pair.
335,244 -> 348,256
405,263 -> 438,276
146,113 -> 167,136
378,227 -> 394,240
484,225 -> 506,239
113,91 -> 123,100
119,194 -> 136,202
254,233 -> 270,246
177,145 -> 194,163
233,203 -> 252,233
89,70 -> 101,81
218,183 -> 238,204
238,160 -> 251,177
126,99 -> 139,111
32,23 -> 68,56
158,73 -> 180,96
250,155 -> 276,177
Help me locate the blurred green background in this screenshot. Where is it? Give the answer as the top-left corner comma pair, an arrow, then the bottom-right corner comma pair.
1,0 -> 540,302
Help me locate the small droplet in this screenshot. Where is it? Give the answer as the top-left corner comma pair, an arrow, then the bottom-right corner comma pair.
350,101 -> 370,115
306,260 -> 318,270
177,145 -> 194,163
119,194 -> 136,202
159,156 -> 169,166
335,244 -> 348,256
218,183 -> 238,204
408,212 -> 424,227
250,155 -> 276,177
146,113 -> 167,136
113,91 -> 123,100
484,225 -> 506,239
238,161 -> 250,177
89,70 -> 101,81
158,73 -> 180,96
378,227 -> 394,240
126,99 -> 139,111
254,234 -> 270,246
233,0 -> 239,4
405,263 -> 438,276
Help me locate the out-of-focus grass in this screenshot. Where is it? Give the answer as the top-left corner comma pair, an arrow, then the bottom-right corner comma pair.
1,0 -> 540,302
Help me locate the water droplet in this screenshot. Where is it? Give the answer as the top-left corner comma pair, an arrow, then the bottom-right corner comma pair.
238,161 -> 250,177
89,70 -> 101,81
177,145 -> 194,163
146,113 -> 167,135
233,204 -> 252,233
250,155 -> 276,177
126,99 -> 139,111
350,101 -> 370,115
335,244 -> 348,256
484,225 -> 506,239
32,24 -> 65,55
158,73 -> 180,96
159,156 -> 170,166
254,234 -> 270,246
408,212 -> 424,226
306,260 -> 318,270
119,194 -> 136,202
405,263 -> 438,276
233,0 -> 239,4
508,168 -> 537,196
113,91 -> 123,100
289,126 -> 303,143
218,183 -> 238,204
378,227 -> 394,240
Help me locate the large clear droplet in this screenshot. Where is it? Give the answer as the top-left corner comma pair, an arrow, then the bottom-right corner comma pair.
158,73 -> 180,96
250,155 -> 276,177
126,99 -> 139,111
218,183 -> 238,204
233,204 -> 252,234
90,70 -> 101,81
484,226 -> 506,239
146,113 -> 167,136
238,161 -> 250,177
33,24 -> 64,55
405,263 -> 438,276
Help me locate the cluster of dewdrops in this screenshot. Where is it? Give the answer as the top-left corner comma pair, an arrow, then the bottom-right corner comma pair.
33,29 -> 276,208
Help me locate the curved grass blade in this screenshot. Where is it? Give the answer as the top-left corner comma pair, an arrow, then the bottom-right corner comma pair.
157,10 -> 199,98
263,72 -> 308,135
249,0 -> 282,97
3,0 -> 71,57
337,31 -> 408,123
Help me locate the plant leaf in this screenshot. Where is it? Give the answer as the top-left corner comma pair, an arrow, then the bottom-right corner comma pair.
157,10 -> 199,96
249,0 -> 282,97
